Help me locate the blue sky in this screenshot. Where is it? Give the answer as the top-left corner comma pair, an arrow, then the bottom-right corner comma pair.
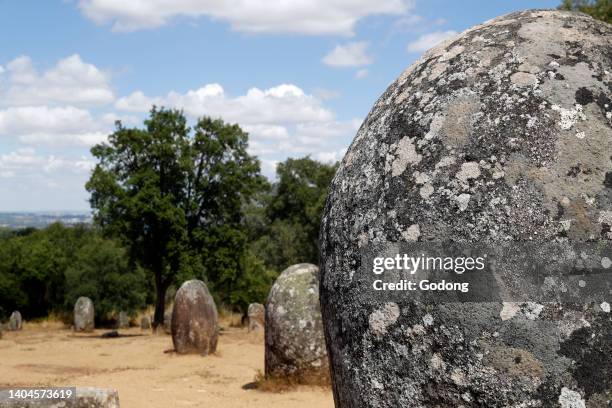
0,0 -> 558,211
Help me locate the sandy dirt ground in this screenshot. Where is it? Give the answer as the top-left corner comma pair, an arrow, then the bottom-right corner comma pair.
0,319 -> 333,408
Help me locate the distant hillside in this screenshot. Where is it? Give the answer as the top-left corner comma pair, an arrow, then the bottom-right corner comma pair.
0,212 -> 92,229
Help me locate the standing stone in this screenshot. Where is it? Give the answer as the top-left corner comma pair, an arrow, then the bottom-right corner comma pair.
8,311 -> 22,331
320,10 -> 611,408
247,303 -> 265,332
74,297 -> 95,332
0,387 -> 119,407
265,264 -> 328,381
140,316 -> 151,330
171,280 -> 218,355
163,308 -> 172,334
117,311 -> 129,329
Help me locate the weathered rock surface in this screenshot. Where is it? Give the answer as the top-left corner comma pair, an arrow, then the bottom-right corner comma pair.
0,387 -> 119,407
265,263 -> 328,380
8,311 -> 22,331
140,316 -> 151,330
247,303 -> 265,332
171,280 -> 218,355
117,311 -> 129,329
74,297 -> 94,332
320,10 -> 611,408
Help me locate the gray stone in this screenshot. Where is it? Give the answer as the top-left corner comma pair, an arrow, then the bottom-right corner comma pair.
320,10 -> 611,408
117,311 -> 129,329
140,316 -> 151,330
0,387 -> 119,407
247,303 -> 265,332
74,297 -> 94,332
265,263 -> 328,381
171,280 -> 218,355
8,311 -> 22,331
163,308 -> 172,334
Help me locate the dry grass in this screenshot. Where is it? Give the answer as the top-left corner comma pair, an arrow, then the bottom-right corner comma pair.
250,369 -> 331,393
218,308 -> 245,329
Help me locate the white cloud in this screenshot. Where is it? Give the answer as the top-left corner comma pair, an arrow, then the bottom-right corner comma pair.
113,90 -> 163,112
0,148 -> 95,211
116,83 -> 334,125
78,0 -> 414,35
1,54 -> 114,107
0,106 -> 110,147
315,148 -> 347,163
114,83 -> 358,167
0,106 -> 95,135
0,54 -> 359,209
323,42 -> 373,67
406,30 -> 457,53
294,119 -> 361,147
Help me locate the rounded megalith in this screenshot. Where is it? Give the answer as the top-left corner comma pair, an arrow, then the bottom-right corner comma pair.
74,297 -> 95,332
117,311 -> 129,329
265,263 -> 328,381
247,303 -> 265,332
171,280 -> 218,355
8,311 -> 22,331
140,316 -> 151,330
320,10 -> 612,408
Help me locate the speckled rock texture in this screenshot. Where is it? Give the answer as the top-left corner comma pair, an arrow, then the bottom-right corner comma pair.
74,297 -> 94,332
265,263 -> 328,380
320,10 -> 611,408
247,303 -> 265,332
1,387 -> 120,407
8,311 -> 22,331
171,280 -> 218,355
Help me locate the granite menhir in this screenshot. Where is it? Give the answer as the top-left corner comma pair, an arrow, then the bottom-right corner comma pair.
265,263 -> 329,382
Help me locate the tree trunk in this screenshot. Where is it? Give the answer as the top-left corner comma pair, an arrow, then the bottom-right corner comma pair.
153,277 -> 168,328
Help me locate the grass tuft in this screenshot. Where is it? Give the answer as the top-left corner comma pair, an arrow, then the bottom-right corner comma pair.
248,369 -> 331,393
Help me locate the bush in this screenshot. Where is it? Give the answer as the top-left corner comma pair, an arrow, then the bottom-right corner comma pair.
64,237 -> 147,322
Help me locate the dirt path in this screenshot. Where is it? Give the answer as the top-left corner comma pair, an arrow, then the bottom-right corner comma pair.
0,321 -> 333,407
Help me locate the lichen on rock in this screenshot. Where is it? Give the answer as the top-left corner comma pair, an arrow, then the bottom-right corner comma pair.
265,263 -> 329,382
320,9 -> 611,408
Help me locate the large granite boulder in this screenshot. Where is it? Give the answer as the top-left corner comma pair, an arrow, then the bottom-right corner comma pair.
320,10 -> 611,408
8,311 -> 22,331
247,303 -> 265,332
265,263 -> 328,381
171,280 -> 218,355
0,387 -> 119,407
74,297 -> 94,332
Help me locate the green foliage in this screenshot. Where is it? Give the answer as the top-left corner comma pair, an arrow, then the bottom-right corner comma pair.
246,157 -> 337,272
0,224 -> 145,322
0,115 -> 340,320
559,0 -> 611,23
64,237 -> 147,320
87,107 -> 266,320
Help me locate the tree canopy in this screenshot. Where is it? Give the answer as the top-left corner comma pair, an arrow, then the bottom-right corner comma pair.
559,0 -> 611,23
247,157 -> 338,272
87,107 -> 265,324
